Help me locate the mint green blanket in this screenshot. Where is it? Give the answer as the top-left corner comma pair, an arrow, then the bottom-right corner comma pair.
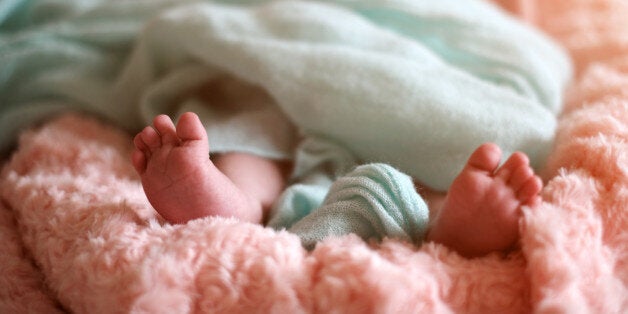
0,0 -> 571,246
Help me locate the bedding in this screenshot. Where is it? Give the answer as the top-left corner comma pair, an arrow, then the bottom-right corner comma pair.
1,0 -> 627,313
0,0 -> 571,255
0,0 -> 569,190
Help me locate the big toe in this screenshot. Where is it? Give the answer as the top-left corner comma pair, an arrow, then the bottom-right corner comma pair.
176,112 -> 207,143
466,143 -> 502,173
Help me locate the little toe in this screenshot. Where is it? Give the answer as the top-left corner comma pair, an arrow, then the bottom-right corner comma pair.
508,164 -> 534,191
466,142 -> 502,173
517,175 -> 543,204
496,152 -> 529,181
176,112 -> 207,143
140,126 -> 161,150
133,133 -> 149,154
153,115 -> 179,146
131,149 -> 147,174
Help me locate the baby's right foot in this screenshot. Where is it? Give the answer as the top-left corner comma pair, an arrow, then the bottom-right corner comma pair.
131,112 -> 260,224
426,143 -> 542,257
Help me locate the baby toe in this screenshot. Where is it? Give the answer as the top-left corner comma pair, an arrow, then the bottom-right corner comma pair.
133,132 -> 148,152
176,112 -> 207,142
140,126 -> 161,150
153,115 -> 179,146
466,143 -> 502,173
496,152 -> 528,181
517,175 -> 543,204
131,149 -> 147,174
508,164 -> 534,191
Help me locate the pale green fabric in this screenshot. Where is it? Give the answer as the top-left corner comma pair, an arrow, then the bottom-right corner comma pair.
291,163 -> 430,250
267,137 -> 429,248
268,136 -> 360,231
1,0 -> 571,245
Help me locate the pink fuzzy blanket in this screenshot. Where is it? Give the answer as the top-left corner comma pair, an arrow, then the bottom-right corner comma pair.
1,1 -> 627,312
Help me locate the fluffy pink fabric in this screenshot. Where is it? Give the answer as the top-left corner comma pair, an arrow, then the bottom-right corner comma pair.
499,0 -> 628,311
1,1 -> 627,312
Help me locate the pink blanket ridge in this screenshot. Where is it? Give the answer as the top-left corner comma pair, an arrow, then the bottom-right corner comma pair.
1,0 -> 627,313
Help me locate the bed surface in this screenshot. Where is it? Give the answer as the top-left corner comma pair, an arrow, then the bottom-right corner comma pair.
1,0 -> 628,313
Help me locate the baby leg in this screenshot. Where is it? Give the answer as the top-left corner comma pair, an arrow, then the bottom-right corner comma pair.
132,112 -> 288,224
212,152 -> 291,223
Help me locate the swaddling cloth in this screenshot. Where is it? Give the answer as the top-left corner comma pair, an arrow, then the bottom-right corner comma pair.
267,137 -> 430,249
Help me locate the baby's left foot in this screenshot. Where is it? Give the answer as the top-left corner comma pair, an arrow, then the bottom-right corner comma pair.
426,143 -> 542,257
131,113 -> 259,224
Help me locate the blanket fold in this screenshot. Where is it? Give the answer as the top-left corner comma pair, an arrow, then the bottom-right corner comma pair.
267,136 -> 359,230
288,163 -> 429,249
267,136 -> 429,248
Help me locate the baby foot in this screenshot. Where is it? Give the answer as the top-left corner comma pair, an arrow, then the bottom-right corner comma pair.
426,143 -> 542,257
131,112 -> 259,224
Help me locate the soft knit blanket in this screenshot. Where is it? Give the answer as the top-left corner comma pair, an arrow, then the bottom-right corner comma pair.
1,0 -> 628,313
0,0 -> 569,190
